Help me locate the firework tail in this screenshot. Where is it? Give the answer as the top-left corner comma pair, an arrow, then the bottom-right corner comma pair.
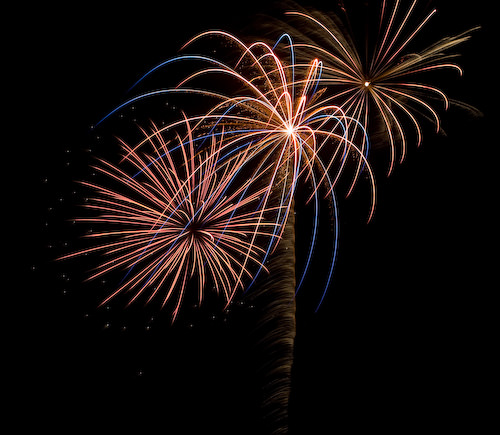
245,171 -> 296,434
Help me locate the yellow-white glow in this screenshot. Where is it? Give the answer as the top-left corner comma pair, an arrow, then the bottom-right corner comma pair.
286,125 -> 295,136
364,81 -> 370,87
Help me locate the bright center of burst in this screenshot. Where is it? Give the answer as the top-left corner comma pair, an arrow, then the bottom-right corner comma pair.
286,125 -> 295,136
364,81 -> 371,87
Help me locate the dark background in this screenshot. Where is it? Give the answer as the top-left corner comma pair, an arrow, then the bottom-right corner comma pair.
13,0 -> 494,433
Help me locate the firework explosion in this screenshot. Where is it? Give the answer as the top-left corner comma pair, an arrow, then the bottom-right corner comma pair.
54,1 -> 477,433
98,29 -> 377,308
279,0 -> 478,174
60,122 -> 281,320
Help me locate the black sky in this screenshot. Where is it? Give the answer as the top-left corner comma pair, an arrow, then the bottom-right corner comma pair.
14,1 -> 495,433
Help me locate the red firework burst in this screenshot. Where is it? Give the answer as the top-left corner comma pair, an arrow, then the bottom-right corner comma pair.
61,122 -> 280,320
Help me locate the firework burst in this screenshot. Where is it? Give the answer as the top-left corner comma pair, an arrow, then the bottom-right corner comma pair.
61,123 -> 281,321
104,31 -> 377,306
113,31 -> 376,214
182,31 -> 379,302
281,0 -> 478,175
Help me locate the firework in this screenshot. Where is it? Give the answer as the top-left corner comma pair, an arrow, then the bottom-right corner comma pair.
61,122 -> 280,321
103,31 -> 376,307
185,31 -> 379,302
281,0 -> 478,175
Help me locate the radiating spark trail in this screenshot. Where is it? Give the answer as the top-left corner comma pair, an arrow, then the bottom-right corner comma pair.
61,124 -> 281,321
280,1 -> 478,175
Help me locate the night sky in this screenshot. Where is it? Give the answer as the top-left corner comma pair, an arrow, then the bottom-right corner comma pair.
15,1 -> 494,433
